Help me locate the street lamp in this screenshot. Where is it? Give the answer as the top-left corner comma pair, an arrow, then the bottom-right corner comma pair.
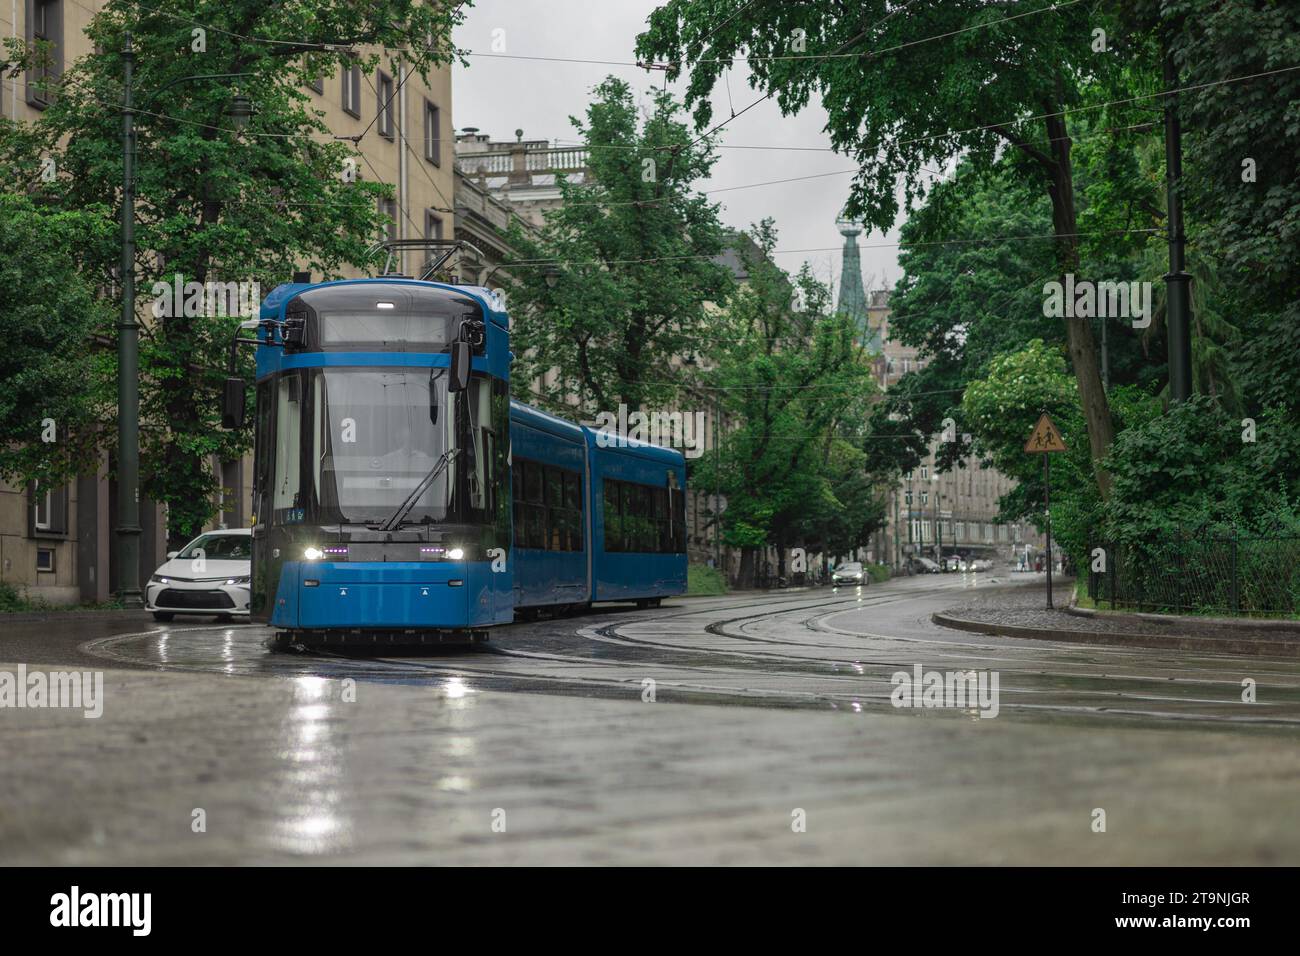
115,32 -> 254,606
931,473 -> 942,569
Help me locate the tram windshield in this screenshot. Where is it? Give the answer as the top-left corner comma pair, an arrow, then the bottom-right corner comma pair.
260,366 -> 506,529
312,368 -> 452,525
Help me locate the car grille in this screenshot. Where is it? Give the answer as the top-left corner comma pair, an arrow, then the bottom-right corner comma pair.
156,588 -> 235,610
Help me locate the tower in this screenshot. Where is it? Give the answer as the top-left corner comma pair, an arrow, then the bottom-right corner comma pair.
835,212 -> 881,350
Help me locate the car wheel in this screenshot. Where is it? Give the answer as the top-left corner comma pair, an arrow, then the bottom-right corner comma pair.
152,612 -> 174,622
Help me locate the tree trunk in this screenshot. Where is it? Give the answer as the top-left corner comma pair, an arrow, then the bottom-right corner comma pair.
738,546 -> 756,589
1045,109 -> 1114,499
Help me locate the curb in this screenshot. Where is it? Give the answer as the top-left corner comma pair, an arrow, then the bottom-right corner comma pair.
0,609 -> 154,625
1064,604 -> 1300,632
931,611 -> 1300,658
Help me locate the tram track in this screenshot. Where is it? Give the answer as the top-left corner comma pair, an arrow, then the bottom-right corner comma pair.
78,577 -> 1300,726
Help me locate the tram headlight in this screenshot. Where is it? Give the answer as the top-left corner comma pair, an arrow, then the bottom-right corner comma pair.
447,547 -> 465,561
303,547 -> 324,561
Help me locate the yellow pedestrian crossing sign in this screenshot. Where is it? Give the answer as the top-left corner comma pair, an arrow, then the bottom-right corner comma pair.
1024,413 -> 1067,453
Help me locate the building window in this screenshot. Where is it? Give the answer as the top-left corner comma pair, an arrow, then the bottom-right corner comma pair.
425,209 -> 443,242
378,196 -> 398,243
376,71 -> 394,139
424,100 -> 441,165
341,62 -> 361,118
29,481 -> 68,536
308,73 -> 324,95
27,0 -> 65,109
36,548 -> 55,573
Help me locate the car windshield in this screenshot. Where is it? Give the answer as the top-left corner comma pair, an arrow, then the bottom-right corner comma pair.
177,534 -> 250,560
837,563 -> 862,572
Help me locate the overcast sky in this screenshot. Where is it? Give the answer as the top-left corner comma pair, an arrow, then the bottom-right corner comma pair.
451,0 -> 905,297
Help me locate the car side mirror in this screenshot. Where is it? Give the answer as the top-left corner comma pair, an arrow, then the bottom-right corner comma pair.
448,341 -> 471,392
166,551 -> 179,559
221,378 -> 246,429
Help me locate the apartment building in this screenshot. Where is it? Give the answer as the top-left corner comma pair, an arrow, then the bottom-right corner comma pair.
0,0 -> 454,603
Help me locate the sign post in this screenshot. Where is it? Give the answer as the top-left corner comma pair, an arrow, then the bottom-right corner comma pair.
1024,412 -> 1067,609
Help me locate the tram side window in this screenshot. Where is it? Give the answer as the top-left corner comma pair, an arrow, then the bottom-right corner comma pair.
512,458 -> 583,551
602,477 -> 684,554
604,480 -> 622,552
253,380 -> 274,523
273,375 -> 303,518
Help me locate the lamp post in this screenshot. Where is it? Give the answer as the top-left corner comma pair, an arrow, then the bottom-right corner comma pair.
931,474 -> 942,569
115,32 -> 252,605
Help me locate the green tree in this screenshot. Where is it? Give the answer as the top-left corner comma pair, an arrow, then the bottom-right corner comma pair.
638,0 -> 1147,498
504,77 -> 733,415
0,194 -> 115,489
695,220 -> 877,586
2,0 -> 465,544
960,339 -> 1102,566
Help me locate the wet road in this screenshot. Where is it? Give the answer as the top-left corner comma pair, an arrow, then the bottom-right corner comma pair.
3,574 -> 1299,864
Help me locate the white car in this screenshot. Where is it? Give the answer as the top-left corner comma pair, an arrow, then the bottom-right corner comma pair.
832,562 -> 866,585
146,529 -> 252,622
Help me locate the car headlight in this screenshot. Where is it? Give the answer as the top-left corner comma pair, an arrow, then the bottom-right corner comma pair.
150,575 -> 168,584
225,576 -> 250,585
446,547 -> 465,561
303,547 -> 324,560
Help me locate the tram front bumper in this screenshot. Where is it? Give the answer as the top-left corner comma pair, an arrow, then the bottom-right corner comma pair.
272,562 -> 472,630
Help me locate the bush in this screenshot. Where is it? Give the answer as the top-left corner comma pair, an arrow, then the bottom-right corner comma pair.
0,581 -> 23,611
865,562 -> 891,583
687,563 -> 728,595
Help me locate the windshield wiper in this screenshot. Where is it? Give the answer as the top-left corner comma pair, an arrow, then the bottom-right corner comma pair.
379,448 -> 459,532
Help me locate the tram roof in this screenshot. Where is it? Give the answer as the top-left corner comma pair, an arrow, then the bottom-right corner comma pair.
259,277 -> 508,327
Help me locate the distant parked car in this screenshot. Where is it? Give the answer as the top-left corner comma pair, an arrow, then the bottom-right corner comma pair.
146,529 -> 252,623
832,561 -> 866,585
968,558 -> 994,572
909,556 -> 941,574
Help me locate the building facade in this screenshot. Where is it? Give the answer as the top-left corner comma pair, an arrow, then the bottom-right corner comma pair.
0,0 -> 455,603
862,287 -> 1046,569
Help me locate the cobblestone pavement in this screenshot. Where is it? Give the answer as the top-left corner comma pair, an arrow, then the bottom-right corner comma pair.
3,574 -> 1298,864
941,580 -> 1300,650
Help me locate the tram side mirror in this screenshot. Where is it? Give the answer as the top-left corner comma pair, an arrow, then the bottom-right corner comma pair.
449,341 -> 471,392
221,378 -> 246,429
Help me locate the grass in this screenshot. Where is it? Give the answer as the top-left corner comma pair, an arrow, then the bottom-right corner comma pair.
0,581 -> 125,613
687,563 -> 728,596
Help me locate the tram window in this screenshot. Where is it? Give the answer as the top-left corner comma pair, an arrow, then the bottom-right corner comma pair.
524,459 -> 543,504
512,458 -> 583,551
253,381 -> 274,522
545,466 -> 564,508
525,500 -> 545,550
601,477 -> 685,554
273,375 -> 303,515
467,379 -> 489,512
604,480 -> 622,552
563,472 -> 580,510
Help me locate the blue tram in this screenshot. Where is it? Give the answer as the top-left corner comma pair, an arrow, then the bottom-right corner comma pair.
221,252 -> 686,647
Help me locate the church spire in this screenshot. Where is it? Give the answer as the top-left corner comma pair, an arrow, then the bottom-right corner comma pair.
835,211 -> 880,350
